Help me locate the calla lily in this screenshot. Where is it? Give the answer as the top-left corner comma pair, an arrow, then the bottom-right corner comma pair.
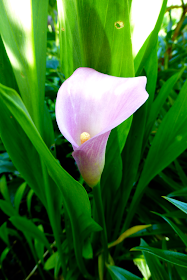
56,67 -> 148,187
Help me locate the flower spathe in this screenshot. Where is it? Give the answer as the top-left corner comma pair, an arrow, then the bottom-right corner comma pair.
55,67 -> 149,187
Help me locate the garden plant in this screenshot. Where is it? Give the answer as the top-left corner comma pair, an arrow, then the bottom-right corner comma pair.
0,0 -> 187,279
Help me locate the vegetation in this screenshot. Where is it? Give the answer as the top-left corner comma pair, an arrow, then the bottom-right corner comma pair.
0,0 -> 187,279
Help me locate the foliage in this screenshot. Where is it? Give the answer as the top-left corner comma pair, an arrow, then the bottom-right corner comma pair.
0,0 -> 187,279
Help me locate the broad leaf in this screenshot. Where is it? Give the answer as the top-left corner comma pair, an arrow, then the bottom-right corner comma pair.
0,83 -> 101,277
57,0 -> 134,78
0,0 -> 48,135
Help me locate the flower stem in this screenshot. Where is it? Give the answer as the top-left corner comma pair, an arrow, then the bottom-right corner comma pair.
93,182 -> 108,263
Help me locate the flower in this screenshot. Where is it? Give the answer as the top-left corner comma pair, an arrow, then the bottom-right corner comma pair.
55,67 -> 148,187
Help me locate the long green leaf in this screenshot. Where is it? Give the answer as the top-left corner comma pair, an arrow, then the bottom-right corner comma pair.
0,175 -> 10,203
174,159 -> 187,187
0,83 -> 100,277
114,102 -> 148,239
34,224 -> 45,264
107,264 -> 142,280
153,211 -> 187,247
168,187 -> 187,198
0,247 -> 10,264
124,78 -> 187,231
0,222 -> 9,246
163,197 -> 187,215
143,39 -> 158,115
10,216 -> 52,252
140,239 -> 169,280
144,67 -> 185,144
0,35 -> 18,91
0,102 -> 47,206
131,243 -> 187,268
14,182 -> 27,212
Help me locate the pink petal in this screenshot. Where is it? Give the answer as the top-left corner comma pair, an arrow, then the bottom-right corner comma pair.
55,67 -> 148,187
56,68 -> 148,146
72,131 -> 110,187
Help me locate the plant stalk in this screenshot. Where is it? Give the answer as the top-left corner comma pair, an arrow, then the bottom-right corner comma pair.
92,182 -> 108,263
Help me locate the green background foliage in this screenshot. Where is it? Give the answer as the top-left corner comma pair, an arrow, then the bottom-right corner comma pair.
0,0 -> 187,279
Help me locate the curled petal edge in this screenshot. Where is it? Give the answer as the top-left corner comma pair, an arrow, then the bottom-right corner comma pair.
72,131 -> 111,188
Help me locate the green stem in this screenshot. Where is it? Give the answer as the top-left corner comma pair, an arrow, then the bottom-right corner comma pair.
25,236 -> 46,280
92,182 -> 108,263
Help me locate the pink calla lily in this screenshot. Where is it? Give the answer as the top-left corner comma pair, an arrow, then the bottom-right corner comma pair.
56,67 -> 148,187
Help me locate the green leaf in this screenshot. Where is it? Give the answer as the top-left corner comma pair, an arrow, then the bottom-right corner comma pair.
0,158 -> 16,174
0,199 -> 17,217
0,0 -> 48,135
133,257 -> 151,280
0,35 -> 18,91
159,172 -> 182,191
175,266 -> 187,280
0,247 -> 10,264
114,102 -> 148,238
0,83 -> 100,278
174,159 -> 187,187
153,211 -> 187,247
124,78 -> 187,231
168,187 -> 187,198
102,128 -> 122,193
34,224 -> 45,264
131,242 -> 187,268
139,239 -> 169,280
43,102 -> 55,152
117,117 -> 133,153
163,197 -> 187,216
44,252 -> 59,270
130,223 -> 187,237
98,253 -> 105,280
0,102 -> 47,207
10,216 -> 51,252
107,264 -> 142,280
82,238 -> 93,259
130,0 -> 165,61
134,0 -> 167,75
27,189 -> 34,214
57,0 -> 134,78
0,222 -> 9,245
14,182 -> 27,212
101,129 -> 122,232
145,67 -> 185,142
0,175 -> 10,202
143,39 -> 158,115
